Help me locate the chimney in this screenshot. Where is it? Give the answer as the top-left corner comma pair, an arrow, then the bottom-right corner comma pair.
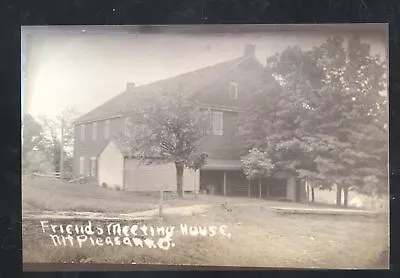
127,82 -> 136,90
243,44 -> 255,57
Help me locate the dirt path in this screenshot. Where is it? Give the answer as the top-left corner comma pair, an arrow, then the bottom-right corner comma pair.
22,199 -> 381,222
22,204 -> 213,220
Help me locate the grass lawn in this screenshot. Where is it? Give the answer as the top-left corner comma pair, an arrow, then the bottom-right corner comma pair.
23,175 -> 269,213
22,176 -> 389,269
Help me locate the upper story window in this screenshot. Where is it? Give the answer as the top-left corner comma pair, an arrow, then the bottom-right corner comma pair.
92,122 -> 98,141
212,111 -> 223,136
80,124 -> 85,142
124,117 -> 130,136
229,82 -> 238,100
104,119 -> 110,139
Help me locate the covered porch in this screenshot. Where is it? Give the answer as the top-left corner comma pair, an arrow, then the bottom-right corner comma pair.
199,159 -> 301,202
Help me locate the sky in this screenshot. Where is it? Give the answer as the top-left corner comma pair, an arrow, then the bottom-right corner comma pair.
21,25 -> 387,120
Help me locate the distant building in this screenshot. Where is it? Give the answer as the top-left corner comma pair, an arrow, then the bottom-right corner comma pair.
73,44 -> 305,202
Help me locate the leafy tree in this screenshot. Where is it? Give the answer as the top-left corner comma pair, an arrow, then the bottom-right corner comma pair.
305,36 -> 388,205
241,148 -> 274,198
241,148 -> 274,180
22,113 -> 49,172
57,107 -> 79,156
38,107 -> 80,177
238,46 -> 322,196
115,91 -> 210,198
22,114 -> 44,157
239,35 -> 387,206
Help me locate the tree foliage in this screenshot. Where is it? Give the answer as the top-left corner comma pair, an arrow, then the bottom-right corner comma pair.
22,107 -> 80,176
241,148 -> 274,180
39,107 -> 80,174
22,113 -> 49,172
238,35 -> 388,203
306,36 -> 388,197
115,91 -> 210,197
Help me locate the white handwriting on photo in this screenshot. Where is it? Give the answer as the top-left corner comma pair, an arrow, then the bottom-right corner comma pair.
40,221 -> 232,250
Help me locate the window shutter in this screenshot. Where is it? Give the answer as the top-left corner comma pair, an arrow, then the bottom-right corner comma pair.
104,120 -> 110,139
80,125 -> 85,142
92,122 -> 97,141
212,111 -> 223,135
124,117 -> 130,136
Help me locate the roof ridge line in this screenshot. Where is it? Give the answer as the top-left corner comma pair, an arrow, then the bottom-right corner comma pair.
189,55 -> 261,98
130,55 -> 247,90
75,54 -> 263,124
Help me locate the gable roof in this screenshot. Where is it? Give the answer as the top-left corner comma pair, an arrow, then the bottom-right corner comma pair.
75,54 -> 264,125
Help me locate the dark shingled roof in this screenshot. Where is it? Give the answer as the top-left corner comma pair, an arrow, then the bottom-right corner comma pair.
75,54 -> 264,125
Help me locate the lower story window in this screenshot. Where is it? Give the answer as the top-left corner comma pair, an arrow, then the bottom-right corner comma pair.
90,157 -> 97,177
79,156 -> 85,176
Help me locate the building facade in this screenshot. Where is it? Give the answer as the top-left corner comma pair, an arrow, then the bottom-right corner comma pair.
73,44 -> 305,202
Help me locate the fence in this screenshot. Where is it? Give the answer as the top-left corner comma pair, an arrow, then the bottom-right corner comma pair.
68,175 -> 95,184
32,171 -> 73,180
33,172 -> 60,179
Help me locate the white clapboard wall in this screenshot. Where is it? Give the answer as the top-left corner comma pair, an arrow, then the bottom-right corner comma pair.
124,159 -> 199,192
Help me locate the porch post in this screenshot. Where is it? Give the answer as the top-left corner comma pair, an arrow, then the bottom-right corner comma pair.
305,180 -> 309,202
194,170 -> 197,199
197,169 -> 201,194
223,171 -> 227,196
248,179 -> 251,198
259,178 -> 262,199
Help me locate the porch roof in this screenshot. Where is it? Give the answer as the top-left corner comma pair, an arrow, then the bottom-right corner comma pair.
201,158 -> 242,171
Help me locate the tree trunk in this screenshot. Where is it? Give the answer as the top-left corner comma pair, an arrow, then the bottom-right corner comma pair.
343,187 -> 348,207
175,162 -> 184,198
54,153 -> 60,172
336,185 -> 342,206
223,171 -> 227,196
311,187 -> 315,202
259,178 -> 262,199
305,181 -> 309,202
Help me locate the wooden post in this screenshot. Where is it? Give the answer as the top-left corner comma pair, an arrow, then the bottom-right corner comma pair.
336,185 -> 342,206
59,120 -> 64,180
248,179 -> 251,198
311,187 -> 315,202
259,178 -> 262,199
305,180 -> 309,202
343,187 -> 348,207
159,189 -> 164,217
194,170 -> 197,200
223,171 -> 227,196
197,169 -> 201,196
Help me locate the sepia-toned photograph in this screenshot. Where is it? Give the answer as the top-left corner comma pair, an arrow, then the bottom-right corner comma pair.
21,24 -> 389,269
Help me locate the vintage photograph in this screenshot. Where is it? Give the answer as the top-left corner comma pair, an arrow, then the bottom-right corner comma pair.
22,24 -> 389,269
